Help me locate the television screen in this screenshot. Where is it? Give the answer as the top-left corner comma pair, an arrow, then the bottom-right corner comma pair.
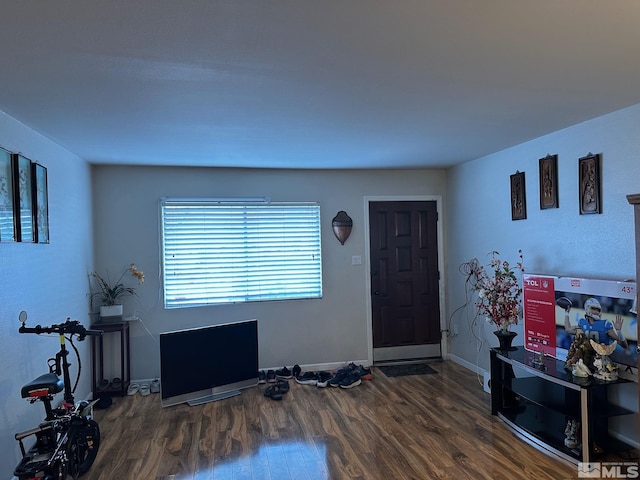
523,275 -> 637,374
159,319 -> 258,407
554,290 -> 637,370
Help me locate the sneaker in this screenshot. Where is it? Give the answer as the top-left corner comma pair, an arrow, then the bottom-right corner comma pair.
354,365 -> 373,380
258,370 -> 267,384
338,371 -> 362,389
275,366 -> 293,379
295,371 -> 318,385
328,366 -> 354,387
266,370 -> 276,383
292,364 -> 302,378
316,371 -> 332,388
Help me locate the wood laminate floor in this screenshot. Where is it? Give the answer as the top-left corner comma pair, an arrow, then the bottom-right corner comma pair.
89,361 -> 619,479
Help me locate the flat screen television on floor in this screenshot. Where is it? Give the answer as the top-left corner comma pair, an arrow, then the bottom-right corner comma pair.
159,319 -> 258,407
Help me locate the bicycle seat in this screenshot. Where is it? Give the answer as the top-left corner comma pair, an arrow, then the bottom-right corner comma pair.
21,373 -> 63,398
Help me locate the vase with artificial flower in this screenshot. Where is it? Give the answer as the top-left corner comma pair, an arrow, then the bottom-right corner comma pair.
469,250 -> 524,350
90,263 -> 145,318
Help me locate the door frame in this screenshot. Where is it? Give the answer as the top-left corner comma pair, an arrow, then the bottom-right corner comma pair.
363,195 -> 447,364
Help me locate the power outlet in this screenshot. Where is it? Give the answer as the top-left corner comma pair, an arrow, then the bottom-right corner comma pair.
352,255 -> 362,265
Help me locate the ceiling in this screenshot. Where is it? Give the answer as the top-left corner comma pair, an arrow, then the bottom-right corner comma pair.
2,2 -> 640,170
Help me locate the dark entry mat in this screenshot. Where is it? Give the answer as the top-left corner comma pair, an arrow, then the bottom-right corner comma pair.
377,363 -> 438,377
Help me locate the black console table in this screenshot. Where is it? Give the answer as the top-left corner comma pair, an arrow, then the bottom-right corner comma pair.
91,320 -> 130,397
490,347 -> 635,465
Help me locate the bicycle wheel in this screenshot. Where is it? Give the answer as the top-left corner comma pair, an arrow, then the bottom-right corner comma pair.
67,419 -> 101,479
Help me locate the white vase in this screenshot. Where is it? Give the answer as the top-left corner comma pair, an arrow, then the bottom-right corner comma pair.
100,304 -> 123,318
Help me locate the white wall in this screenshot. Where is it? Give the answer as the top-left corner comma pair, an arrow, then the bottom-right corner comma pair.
0,112 -> 93,478
445,103 -> 640,444
3,99 -> 637,476
91,166 -> 446,379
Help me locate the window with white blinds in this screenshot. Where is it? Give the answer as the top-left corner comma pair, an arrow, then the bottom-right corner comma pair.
160,199 -> 322,308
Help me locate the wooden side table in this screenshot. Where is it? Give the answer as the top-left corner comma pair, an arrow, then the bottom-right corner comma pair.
91,320 -> 130,397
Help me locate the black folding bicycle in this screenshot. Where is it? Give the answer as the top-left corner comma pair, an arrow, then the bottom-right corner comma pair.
13,311 -> 103,480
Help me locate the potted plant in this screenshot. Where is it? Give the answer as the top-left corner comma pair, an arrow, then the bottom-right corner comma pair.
469,250 -> 524,350
90,263 -> 145,318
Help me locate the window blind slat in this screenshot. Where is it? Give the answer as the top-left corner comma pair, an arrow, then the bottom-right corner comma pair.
161,201 -> 322,308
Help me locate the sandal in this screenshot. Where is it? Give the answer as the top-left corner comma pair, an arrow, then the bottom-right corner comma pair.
276,379 -> 290,393
110,378 -> 122,390
264,385 -> 284,401
96,379 -> 110,391
127,383 -> 139,395
139,383 -> 150,396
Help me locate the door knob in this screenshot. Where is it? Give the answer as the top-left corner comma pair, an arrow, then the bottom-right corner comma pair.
374,290 -> 381,295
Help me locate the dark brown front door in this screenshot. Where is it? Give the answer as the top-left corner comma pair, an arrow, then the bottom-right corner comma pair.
369,201 -> 441,361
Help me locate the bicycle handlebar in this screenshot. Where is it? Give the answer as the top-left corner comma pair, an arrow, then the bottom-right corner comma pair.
19,319 -> 103,340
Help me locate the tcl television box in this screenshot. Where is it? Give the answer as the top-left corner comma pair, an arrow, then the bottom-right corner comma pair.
523,274 -> 637,372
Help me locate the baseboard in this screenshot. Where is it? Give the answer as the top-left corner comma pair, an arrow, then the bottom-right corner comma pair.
448,353 -> 484,375
449,353 -> 490,395
131,361 -> 372,387
129,377 -> 159,386
261,360 -> 371,373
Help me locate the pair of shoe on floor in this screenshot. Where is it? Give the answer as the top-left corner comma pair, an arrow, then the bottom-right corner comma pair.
295,370 -> 333,388
127,378 -> 160,396
294,363 -> 372,389
260,363 -> 373,389
96,377 -> 122,391
327,363 -> 373,389
258,365 -> 302,384
263,379 -> 289,401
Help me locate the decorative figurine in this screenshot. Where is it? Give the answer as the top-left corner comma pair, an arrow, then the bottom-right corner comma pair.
564,328 -> 595,373
564,419 -> 581,449
590,339 -> 619,381
571,359 -> 592,378
532,351 -> 547,370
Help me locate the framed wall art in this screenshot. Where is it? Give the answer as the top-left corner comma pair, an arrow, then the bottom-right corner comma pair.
578,152 -> 601,214
11,153 -> 34,242
510,171 -> 526,220
0,148 -> 15,242
32,163 -> 49,243
539,154 -> 558,209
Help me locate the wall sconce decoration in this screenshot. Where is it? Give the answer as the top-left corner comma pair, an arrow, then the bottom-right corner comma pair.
578,152 -> 601,214
332,211 -> 353,245
510,170 -> 526,221
539,154 -> 558,209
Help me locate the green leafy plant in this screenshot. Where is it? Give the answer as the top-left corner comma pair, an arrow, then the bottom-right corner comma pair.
90,263 -> 145,306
